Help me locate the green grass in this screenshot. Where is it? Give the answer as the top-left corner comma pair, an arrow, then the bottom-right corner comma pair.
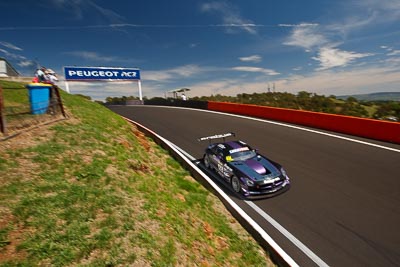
0,81 -> 274,266
0,80 -> 29,106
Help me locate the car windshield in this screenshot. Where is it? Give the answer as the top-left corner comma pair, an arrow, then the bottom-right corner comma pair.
230,150 -> 257,161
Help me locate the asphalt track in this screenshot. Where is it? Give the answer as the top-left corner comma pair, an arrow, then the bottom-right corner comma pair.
109,105 -> 400,267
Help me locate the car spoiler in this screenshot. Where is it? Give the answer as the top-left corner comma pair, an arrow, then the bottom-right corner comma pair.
198,132 -> 235,143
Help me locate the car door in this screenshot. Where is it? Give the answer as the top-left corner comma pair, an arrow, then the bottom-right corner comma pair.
208,145 -> 223,174
208,146 -> 221,170
215,147 -> 233,181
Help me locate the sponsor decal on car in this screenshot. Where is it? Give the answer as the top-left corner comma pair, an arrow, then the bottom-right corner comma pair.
198,132 -> 235,141
229,147 -> 250,154
263,177 -> 281,184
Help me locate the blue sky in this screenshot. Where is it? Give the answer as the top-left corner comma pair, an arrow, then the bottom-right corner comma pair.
1,0 -> 399,100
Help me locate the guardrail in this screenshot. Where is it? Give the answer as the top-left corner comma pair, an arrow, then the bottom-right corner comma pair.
207,101 -> 400,144
144,98 -> 208,109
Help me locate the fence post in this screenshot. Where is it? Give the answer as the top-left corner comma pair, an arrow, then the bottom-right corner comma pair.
0,85 -> 7,135
53,85 -> 66,118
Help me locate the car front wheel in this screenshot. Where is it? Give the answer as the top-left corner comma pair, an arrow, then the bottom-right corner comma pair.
231,175 -> 241,193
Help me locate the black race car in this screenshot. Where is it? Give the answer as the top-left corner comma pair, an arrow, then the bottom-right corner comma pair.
199,133 -> 290,197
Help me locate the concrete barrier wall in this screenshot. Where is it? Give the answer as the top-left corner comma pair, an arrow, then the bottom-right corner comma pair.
144,98 -> 208,109
208,101 -> 400,144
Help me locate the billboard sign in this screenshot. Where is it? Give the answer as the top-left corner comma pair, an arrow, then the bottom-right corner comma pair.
64,66 -> 140,81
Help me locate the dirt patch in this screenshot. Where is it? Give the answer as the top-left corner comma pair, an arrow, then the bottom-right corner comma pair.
0,211 -> 28,263
0,115 -> 76,263
132,126 -> 151,152
0,122 -> 55,151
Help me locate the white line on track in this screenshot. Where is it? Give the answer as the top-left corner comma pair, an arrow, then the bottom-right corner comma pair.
142,105 -> 400,153
145,135 -> 300,267
121,105 -> 399,266
168,140 -> 329,267
245,201 -> 329,267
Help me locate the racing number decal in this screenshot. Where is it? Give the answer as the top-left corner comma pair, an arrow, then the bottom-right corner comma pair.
218,162 -> 224,173
211,153 -> 232,179
211,155 -> 219,167
218,162 -> 232,178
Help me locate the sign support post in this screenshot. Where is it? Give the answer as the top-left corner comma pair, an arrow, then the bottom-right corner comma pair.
138,80 -> 143,101
65,81 -> 70,93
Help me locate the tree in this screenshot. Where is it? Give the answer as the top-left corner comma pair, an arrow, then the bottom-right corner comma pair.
373,101 -> 400,120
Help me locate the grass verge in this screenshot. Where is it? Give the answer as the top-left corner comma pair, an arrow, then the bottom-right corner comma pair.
0,89 -> 274,266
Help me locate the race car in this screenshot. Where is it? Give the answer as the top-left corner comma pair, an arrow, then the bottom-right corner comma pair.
199,133 -> 290,198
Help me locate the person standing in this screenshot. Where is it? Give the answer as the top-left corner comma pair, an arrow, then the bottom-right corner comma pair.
35,67 -> 46,82
45,69 -> 58,84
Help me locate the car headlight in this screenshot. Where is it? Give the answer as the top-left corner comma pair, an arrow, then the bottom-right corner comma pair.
280,168 -> 287,177
244,177 -> 254,186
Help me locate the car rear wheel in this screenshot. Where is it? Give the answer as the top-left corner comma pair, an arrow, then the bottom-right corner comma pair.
203,154 -> 211,169
231,175 -> 241,193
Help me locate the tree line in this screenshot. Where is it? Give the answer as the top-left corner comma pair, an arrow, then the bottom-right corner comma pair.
92,91 -> 399,122
192,91 -> 399,121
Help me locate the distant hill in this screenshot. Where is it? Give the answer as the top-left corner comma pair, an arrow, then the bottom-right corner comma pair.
337,92 -> 400,101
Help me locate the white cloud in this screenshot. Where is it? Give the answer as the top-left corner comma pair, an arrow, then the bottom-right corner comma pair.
200,1 -> 257,35
239,55 -> 262,63
186,64 -> 400,98
278,23 -> 319,28
63,62 -> 400,100
279,66 -> 400,96
48,0 -> 125,23
357,0 -> 400,24
0,45 -> 37,73
232,66 -> 280,75
312,47 -> 373,70
386,57 -> 400,64
17,60 -> 35,67
143,65 -> 209,81
62,80 -> 141,100
388,50 -> 400,56
65,51 -> 121,63
282,1 -> 399,72
142,71 -> 174,81
0,41 -> 22,51
87,1 -> 125,23
0,48 -> 26,61
167,65 -> 204,77
326,0 -> 400,36
284,25 -> 327,50
327,13 -> 377,36
188,79 -> 247,97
